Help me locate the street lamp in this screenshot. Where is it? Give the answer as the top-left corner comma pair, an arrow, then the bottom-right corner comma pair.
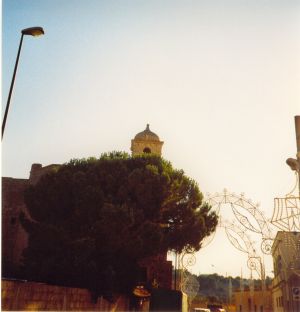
2,26 -> 45,139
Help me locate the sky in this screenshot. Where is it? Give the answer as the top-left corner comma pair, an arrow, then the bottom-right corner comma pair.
2,0 -> 300,279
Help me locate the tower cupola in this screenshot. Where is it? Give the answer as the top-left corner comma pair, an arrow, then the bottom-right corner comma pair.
131,124 -> 164,156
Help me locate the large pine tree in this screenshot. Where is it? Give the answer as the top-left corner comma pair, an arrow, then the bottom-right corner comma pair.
20,152 -> 218,298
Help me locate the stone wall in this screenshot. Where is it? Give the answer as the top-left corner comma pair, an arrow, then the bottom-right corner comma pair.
29,163 -> 60,185
139,253 -> 172,289
233,288 -> 273,312
2,279 -> 129,311
2,163 -> 61,273
131,139 -> 164,156
2,177 -> 29,271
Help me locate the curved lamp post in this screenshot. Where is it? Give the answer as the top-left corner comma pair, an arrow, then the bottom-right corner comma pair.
2,27 -> 45,139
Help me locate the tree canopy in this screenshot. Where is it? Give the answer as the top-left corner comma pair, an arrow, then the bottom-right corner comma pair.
21,152 -> 218,298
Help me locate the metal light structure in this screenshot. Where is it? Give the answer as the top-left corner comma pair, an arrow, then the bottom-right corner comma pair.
204,189 -> 274,254
2,27 -> 45,139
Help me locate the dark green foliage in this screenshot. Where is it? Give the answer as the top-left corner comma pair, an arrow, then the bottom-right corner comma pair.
20,152 -> 217,298
193,273 -> 273,303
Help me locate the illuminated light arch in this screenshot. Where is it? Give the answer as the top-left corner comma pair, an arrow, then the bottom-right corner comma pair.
205,189 -> 274,255
271,172 -> 300,232
179,189 -> 273,300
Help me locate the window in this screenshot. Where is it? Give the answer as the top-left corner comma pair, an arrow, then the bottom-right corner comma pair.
277,296 -> 283,307
143,147 -> 151,153
275,255 -> 282,276
248,298 -> 251,310
260,305 -> 263,312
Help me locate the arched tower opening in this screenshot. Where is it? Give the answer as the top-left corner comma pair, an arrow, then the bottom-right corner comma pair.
143,147 -> 151,154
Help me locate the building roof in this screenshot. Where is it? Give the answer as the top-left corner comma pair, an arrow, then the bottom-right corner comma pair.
272,231 -> 300,253
134,124 -> 160,141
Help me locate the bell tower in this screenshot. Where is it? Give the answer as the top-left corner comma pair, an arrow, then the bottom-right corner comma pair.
131,124 -> 164,156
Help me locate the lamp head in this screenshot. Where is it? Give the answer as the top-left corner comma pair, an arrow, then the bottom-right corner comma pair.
21,27 -> 44,37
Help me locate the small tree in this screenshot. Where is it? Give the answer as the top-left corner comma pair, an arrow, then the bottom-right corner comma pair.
21,152 -> 218,298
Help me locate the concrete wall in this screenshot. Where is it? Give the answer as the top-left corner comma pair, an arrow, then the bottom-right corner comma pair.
2,279 -> 129,311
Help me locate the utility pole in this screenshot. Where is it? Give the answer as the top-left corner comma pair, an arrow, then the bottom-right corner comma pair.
295,116 -> 300,196
286,116 -> 300,196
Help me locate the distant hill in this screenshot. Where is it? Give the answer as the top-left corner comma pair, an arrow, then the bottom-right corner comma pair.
177,271 -> 272,303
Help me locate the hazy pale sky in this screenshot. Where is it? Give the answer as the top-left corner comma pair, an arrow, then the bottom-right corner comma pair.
2,0 -> 300,278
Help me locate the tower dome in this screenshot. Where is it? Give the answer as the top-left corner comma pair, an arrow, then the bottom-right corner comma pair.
134,124 -> 160,141
131,124 -> 164,156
